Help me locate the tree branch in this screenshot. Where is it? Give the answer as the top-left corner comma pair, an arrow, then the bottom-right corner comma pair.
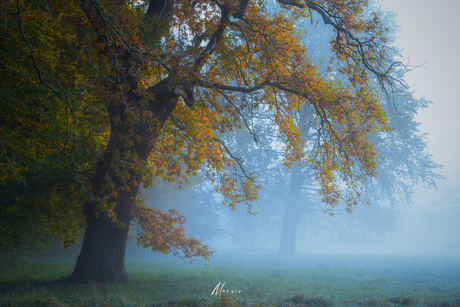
233,0 -> 251,19
199,80 -> 261,144
194,4 -> 230,70
277,0 -> 305,9
213,138 -> 256,183
146,0 -> 173,19
276,0 -> 406,96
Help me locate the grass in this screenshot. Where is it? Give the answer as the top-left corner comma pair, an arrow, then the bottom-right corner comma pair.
0,254 -> 459,306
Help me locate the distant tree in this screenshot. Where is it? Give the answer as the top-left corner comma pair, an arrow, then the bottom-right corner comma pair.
276,89 -> 440,255
274,7 -> 441,255
212,6 -> 441,255
1,0 -> 404,281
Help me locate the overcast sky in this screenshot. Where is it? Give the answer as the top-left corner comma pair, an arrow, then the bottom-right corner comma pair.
372,0 -> 460,256
379,0 -> 460,166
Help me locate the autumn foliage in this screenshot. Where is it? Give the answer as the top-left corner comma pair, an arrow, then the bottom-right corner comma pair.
1,0 -> 402,280
134,205 -> 213,260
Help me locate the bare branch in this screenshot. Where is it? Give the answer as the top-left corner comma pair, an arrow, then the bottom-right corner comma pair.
213,138 -> 256,183
199,80 -> 262,144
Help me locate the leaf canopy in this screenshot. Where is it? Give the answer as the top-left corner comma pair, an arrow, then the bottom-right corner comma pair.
1,0 -> 403,258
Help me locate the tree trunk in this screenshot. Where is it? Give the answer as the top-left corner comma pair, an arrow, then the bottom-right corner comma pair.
70,0 -> 193,282
278,165 -> 303,256
69,202 -> 133,282
69,134 -> 141,282
278,106 -> 313,256
70,79 -> 181,282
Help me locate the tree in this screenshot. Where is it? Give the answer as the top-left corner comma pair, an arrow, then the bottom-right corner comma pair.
213,6 -> 440,256
0,0 -> 104,253
1,0 -> 402,281
275,89 -> 440,255
274,8 -> 441,255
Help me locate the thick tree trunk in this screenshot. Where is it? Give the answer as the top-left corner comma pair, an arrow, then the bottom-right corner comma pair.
70,78 -> 181,282
69,201 -> 133,282
278,166 -> 303,256
69,145 -> 139,281
69,132 -> 142,282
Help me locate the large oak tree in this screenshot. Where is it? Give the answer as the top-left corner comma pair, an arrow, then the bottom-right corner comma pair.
2,0 -> 401,281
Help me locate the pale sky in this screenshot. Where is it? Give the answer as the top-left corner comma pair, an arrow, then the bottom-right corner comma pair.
374,0 -> 460,256
380,0 -> 460,166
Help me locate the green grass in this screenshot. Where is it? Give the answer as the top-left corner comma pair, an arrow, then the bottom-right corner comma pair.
0,254 -> 459,306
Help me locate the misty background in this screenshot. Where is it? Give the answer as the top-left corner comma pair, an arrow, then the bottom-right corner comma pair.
376,0 -> 460,257
125,0 -> 460,260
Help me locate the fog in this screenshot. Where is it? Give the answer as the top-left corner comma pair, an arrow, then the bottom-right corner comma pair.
2,1 -> 460,306
135,165 -> 459,261
376,0 -> 460,259
128,1 -> 460,262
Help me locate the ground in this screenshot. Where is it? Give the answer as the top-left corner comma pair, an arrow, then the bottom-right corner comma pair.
0,254 -> 459,306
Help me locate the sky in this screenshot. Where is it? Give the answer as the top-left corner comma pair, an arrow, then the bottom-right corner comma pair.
367,0 -> 460,256
380,0 -> 460,165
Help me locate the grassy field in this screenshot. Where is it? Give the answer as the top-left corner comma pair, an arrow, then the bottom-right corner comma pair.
0,254 -> 459,306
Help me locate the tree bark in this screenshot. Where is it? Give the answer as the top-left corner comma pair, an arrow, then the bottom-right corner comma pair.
69,201 -> 133,282
69,129 -> 142,282
70,78 -> 181,282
